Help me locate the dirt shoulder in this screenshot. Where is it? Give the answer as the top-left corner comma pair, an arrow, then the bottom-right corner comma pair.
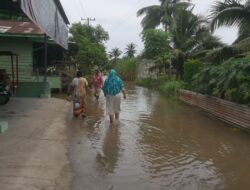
0,98 -> 74,190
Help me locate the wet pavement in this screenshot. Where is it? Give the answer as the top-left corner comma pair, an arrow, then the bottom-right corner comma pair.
67,84 -> 250,190
0,98 -> 73,190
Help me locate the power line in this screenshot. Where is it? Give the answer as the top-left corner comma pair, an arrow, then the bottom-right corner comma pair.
72,0 -> 86,19
81,0 -> 90,16
78,0 -> 88,17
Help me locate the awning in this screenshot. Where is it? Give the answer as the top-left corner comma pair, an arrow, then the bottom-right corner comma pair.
20,0 -> 69,49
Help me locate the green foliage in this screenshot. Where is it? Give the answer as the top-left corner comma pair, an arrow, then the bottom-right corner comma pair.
69,23 -> 109,75
137,0 -> 191,31
210,0 -> 250,34
136,74 -> 169,88
141,29 -> 171,59
157,74 -> 169,83
171,49 -> 185,79
125,43 -> 137,58
192,57 -> 250,105
156,52 -> 171,66
159,80 -> 186,97
137,1 -> 224,79
184,59 -> 202,82
114,58 -> 138,81
137,76 -> 186,98
109,48 -> 122,60
136,78 -> 159,88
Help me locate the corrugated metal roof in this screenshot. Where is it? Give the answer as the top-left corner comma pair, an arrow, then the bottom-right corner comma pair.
0,20 -> 43,35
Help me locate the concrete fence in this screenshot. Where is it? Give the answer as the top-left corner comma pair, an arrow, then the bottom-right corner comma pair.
137,59 -> 158,79
179,89 -> 250,132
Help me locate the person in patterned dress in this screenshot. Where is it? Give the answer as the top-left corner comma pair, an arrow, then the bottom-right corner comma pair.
91,69 -> 103,100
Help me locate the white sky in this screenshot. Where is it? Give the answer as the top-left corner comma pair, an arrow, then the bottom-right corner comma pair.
61,0 -> 238,55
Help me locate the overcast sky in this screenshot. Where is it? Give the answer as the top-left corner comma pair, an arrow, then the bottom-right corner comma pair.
61,0 -> 238,55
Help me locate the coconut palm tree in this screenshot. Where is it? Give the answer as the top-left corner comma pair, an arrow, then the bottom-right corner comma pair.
137,0 -> 191,32
170,5 -> 224,78
138,1 -> 224,78
125,43 -> 137,58
110,48 -> 122,59
108,48 -> 122,66
206,0 -> 250,63
210,0 -> 250,43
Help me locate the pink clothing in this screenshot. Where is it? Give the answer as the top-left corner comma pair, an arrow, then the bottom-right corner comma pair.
92,74 -> 103,89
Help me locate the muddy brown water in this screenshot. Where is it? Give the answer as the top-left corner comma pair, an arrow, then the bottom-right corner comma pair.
67,84 -> 250,190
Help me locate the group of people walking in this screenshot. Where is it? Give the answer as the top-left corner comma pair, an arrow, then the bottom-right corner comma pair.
68,69 -> 126,123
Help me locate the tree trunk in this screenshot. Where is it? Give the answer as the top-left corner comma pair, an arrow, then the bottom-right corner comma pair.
168,62 -> 172,79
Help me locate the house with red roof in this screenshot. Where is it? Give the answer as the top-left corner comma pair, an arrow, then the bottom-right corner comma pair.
0,0 -> 70,98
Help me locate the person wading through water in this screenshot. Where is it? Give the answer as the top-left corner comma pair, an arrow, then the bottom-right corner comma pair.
68,70 -> 88,117
102,69 -> 126,123
91,69 -> 103,100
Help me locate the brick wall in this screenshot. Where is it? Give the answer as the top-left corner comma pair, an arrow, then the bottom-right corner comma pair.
179,89 -> 250,132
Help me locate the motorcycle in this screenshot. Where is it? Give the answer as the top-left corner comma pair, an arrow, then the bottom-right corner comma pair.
0,81 -> 10,105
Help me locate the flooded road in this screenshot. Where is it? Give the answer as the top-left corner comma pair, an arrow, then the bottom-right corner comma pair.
67,84 -> 250,190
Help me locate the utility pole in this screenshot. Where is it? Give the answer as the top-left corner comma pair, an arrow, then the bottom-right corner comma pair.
81,17 -> 95,26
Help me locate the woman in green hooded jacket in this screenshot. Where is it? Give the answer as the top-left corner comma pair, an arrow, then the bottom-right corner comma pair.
102,69 -> 126,123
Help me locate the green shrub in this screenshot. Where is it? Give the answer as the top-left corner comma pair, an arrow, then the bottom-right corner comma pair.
192,56 -> 250,105
184,59 -> 202,82
157,73 -> 169,84
136,78 -> 159,88
114,58 -> 138,81
136,77 -> 186,98
159,80 -> 186,97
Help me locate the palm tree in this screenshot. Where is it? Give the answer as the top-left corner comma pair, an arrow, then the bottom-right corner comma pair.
125,43 -> 137,58
170,6 -> 223,78
210,0 -> 250,43
108,48 -> 122,65
138,1 -> 224,78
110,48 -> 122,59
137,0 -> 191,32
206,0 -> 250,63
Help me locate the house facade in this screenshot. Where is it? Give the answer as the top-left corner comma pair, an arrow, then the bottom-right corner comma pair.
0,0 -> 69,97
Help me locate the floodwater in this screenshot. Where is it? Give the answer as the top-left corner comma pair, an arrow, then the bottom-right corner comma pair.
67,84 -> 250,190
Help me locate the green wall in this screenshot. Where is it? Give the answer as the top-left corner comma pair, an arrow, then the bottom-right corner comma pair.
16,82 -> 51,98
0,38 -> 52,98
31,76 -> 62,89
0,38 -> 33,82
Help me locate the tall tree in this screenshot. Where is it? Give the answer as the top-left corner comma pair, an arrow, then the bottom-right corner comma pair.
109,48 -> 122,64
137,0 -> 191,32
210,0 -> 250,43
138,0 -> 224,78
172,6 -> 223,53
125,43 -> 137,58
205,0 -> 250,63
69,23 -> 109,74
141,29 -> 171,59
170,5 -> 223,78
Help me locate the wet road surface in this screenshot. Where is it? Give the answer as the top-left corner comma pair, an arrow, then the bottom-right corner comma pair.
67,84 -> 250,190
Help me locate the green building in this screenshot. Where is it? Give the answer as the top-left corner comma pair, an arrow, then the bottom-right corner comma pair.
0,0 -> 69,98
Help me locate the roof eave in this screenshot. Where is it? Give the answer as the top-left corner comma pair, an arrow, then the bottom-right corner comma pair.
54,0 -> 70,24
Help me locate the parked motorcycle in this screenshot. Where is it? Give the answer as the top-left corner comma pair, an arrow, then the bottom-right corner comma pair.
0,81 -> 10,105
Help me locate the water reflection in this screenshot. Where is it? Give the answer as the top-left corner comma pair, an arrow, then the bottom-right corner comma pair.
135,88 -> 249,190
68,84 -> 250,190
96,124 -> 121,174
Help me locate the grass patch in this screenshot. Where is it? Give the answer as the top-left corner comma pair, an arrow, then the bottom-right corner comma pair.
159,80 -> 186,97
137,77 -> 186,98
